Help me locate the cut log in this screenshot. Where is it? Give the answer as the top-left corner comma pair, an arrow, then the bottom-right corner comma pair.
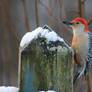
18,25 -> 73,92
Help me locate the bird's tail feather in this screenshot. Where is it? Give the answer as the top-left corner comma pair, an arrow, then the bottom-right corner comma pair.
73,72 -> 80,84
73,64 -> 86,84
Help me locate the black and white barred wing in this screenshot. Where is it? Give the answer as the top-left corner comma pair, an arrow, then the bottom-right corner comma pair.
86,32 -> 92,70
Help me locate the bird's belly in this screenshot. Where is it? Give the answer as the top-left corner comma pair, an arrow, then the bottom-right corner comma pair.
72,34 -> 89,62
76,44 -> 88,61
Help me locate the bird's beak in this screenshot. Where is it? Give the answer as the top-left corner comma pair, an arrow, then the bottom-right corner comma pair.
62,21 -> 74,25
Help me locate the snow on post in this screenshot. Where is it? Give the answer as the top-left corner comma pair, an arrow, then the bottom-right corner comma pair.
18,25 -> 73,92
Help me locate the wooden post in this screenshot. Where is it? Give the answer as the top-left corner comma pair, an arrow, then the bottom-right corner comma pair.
18,26 -> 73,92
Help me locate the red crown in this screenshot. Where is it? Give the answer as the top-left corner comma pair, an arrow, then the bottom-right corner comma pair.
72,17 -> 89,32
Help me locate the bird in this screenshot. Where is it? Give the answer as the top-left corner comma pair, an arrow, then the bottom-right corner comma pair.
63,17 -> 92,84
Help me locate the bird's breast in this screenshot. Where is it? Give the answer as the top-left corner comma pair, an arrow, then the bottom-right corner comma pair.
72,33 -> 89,61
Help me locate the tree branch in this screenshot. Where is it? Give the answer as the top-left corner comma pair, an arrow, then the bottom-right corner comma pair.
88,17 -> 92,25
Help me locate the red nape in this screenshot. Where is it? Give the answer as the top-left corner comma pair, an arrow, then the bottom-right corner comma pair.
72,17 -> 89,32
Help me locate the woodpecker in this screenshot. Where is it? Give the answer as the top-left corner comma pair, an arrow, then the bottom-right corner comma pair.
63,17 -> 92,84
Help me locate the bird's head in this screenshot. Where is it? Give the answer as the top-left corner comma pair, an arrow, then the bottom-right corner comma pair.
63,17 -> 89,34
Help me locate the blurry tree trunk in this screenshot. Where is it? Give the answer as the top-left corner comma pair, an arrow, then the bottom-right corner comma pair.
0,0 -> 18,86
78,0 -> 86,18
22,0 -> 30,32
47,0 -> 55,28
35,0 -> 39,27
18,36 -> 73,92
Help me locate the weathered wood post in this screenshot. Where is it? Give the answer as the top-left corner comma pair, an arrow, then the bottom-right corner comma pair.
18,25 -> 74,92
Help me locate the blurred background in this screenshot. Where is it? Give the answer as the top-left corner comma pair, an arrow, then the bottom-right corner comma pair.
0,0 -> 92,92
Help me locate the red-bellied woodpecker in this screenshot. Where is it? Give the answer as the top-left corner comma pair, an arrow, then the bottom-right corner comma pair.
63,17 -> 92,84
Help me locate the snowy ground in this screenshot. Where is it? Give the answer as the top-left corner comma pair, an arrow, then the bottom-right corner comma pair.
0,86 -> 19,92
38,90 -> 56,92
0,86 -> 56,92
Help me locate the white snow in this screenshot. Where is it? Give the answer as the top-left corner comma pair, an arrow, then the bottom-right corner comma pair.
47,90 -> 56,92
0,86 -> 19,92
20,27 -> 43,47
39,90 -> 56,92
20,26 -> 64,47
0,86 -> 56,92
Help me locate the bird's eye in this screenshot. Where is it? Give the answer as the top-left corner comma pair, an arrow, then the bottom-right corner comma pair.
76,22 -> 80,24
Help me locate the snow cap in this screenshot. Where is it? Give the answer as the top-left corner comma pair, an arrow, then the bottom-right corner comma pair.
20,25 -> 64,48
